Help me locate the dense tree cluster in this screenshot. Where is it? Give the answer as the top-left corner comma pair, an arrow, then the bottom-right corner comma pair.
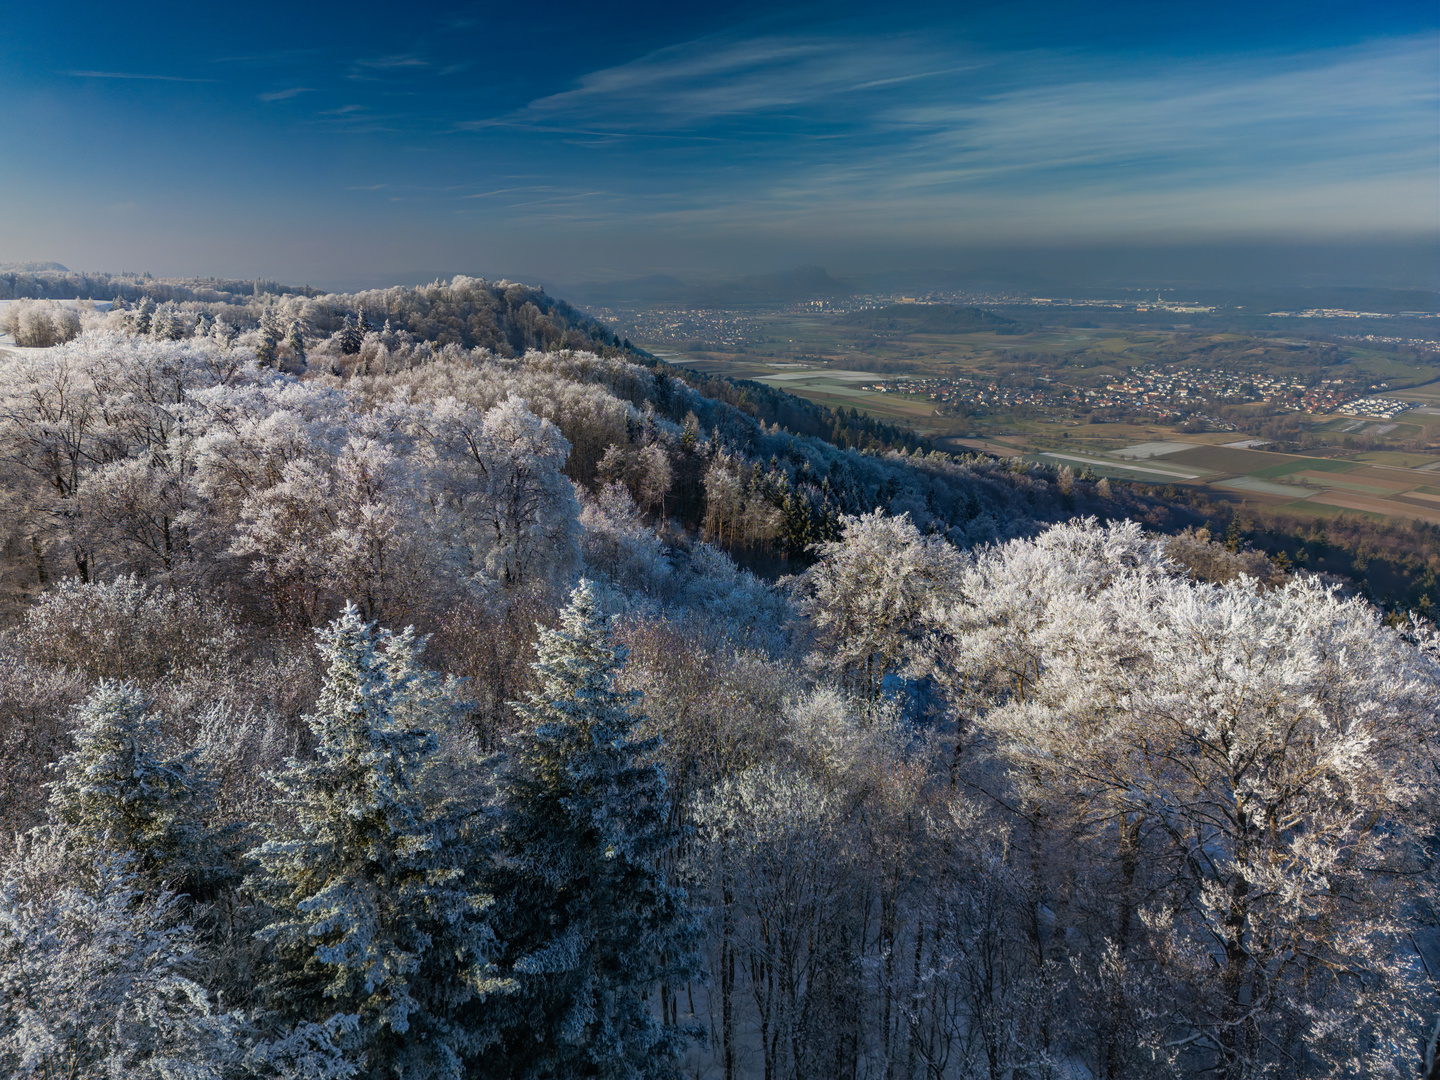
0,310 -> 1436,1078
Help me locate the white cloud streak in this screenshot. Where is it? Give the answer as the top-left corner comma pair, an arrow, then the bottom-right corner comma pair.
66,70 -> 217,82
510,34 -> 979,129
258,87 -> 314,101
470,32 -> 1438,239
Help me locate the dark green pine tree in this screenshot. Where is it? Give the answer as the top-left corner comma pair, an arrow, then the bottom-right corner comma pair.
779,485 -> 813,559
489,580 -> 701,1080
249,605 -> 510,1080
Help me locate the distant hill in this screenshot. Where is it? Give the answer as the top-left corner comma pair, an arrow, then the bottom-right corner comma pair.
0,261 -> 70,273
842,303 -> 1025,334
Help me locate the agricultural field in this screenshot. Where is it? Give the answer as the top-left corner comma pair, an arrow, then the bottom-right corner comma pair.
1022,439 -> 1440,524
647,311 -> 1440,527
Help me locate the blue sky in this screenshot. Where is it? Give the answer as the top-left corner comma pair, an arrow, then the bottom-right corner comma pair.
0,0 -> 1435,288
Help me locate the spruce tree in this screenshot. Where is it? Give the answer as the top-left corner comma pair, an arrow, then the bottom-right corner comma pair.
132,296 -> 155,335
49,681 -> 236,903
248,606 -> 508,1080
286,319 -> 307,368
490,579 -> 701,1080
339,313 -> 364,355
256,309 -> 281,368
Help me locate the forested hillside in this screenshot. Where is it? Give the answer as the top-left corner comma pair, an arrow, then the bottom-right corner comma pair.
0,280 -> 1437,1079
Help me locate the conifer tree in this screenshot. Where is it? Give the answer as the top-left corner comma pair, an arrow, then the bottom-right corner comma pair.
213,317 -> 239,347
286,319 -> 307,368
338,313 -> 364,355
152,302 -> 184,340
256,309 -> 281,368
49,681 -> 236,902
132,296 -> 155,335
490,579 -> 701,1080
0,835 -> 247,1080
249,606 -> 508,1080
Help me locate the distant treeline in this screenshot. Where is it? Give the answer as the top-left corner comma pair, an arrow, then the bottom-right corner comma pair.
1142,482 -> 1440,616
0,267 -> 319,303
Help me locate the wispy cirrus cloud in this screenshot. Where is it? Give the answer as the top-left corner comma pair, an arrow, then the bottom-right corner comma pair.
65,70 -> 217,82
490,34 -> 973,132
258,86 -> 314,102
457,31 -> 1437,239
882,38 -> 1438,192
349,54 -> 430,79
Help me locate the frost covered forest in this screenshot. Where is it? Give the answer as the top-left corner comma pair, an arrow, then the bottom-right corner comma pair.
1,279 -> 1439,1079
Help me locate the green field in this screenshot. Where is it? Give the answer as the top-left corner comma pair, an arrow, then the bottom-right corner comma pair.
1163,446 -> 1306,475
1249,457 -> 1364,479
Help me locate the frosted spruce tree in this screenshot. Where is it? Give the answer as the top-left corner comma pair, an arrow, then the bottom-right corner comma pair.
338,312 -> 363,355
248,605 -> 509,1080
286,319 -> 307,368
0,834 -> 246,1080
490,579 -> 701,1080
49,681 -> 236,903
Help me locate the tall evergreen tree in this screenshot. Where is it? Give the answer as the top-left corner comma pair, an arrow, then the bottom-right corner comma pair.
489,579 -> 701,1080
256,309 -> 281,368
248,606 -> 509,1080
132,296 -> 155,336
338,313 -> 364,355
286,319 -> 308,368
49,681 -> 237,903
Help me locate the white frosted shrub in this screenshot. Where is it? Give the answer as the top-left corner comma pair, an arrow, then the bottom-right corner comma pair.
1,299 -> 83,347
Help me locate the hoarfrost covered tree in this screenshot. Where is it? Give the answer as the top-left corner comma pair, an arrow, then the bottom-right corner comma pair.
152,302 -> 185,341
248,605 -> 509,1080
490,579 -> 701,1080
256,308 -> 282,368
132,296 -> 156,336
338,313 -> 363,355
797,509 -> 965,702
222,397 -> 434,624
213,317 -> 239,348
637,442 -> 672,520
702,456 -> 744,546
939,520 -> 1440,1078
578,482 -> 671,597
287,320 -> 308,365
49,681 -> 237,902
0,332 -> 244,584
0,299 -> 83,347
423,394 -> 580,592
693,763 -> 852,1080
0,832 -> 245,1080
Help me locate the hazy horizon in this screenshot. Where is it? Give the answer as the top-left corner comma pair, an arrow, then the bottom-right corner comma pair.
1,0 -> 1435,290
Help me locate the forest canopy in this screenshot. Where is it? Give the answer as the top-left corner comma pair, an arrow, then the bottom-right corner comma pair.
0,277 -> 1437,1079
